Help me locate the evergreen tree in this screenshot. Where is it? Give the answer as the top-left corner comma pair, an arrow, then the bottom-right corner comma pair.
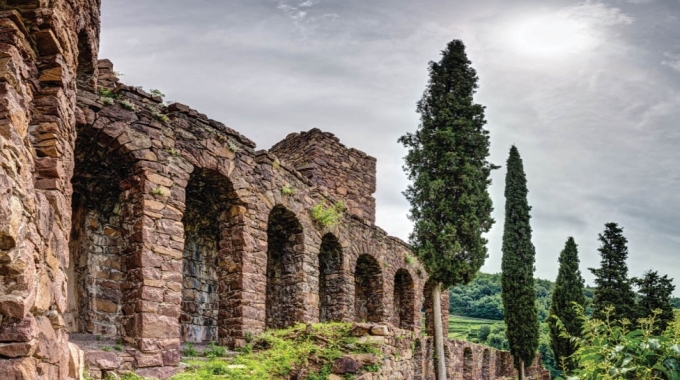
633,270 -> 676,333
399,39 -> 496,380
548,237 -> 586,373
501,145 -> 539,380
589,223 -> 637,323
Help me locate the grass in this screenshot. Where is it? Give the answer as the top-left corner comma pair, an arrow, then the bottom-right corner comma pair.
446,315 -> 503,340
422,313 -> 503,339
170,323 -> 382,380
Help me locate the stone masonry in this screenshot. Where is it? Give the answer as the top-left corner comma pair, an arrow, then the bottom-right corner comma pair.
0,1 -> 550,379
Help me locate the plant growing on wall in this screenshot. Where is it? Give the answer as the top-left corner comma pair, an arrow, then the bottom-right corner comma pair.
398,39 -> 497,380
281,184 -> 297,196
310,201 -> 345,228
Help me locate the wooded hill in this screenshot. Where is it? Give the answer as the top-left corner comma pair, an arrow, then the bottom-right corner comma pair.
449,272 -> 680,321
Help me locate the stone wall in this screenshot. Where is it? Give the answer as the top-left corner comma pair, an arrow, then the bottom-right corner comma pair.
0,0 -> 100,378
270,129 -> 377,224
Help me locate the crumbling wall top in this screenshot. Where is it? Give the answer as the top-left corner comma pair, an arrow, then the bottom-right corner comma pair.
270,128 -> 377,224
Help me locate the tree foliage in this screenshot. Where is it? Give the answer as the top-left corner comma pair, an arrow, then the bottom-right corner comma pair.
634,270 -> 676,333
449,273 -> 575,321
589,223 -> 637,324
549,237 -> 587,373
398,39 -> 496,288
501,145 -> 540,371
557,306 -> 680,380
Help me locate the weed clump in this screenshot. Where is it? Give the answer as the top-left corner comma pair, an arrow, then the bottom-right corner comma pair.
310,201 -> 345,228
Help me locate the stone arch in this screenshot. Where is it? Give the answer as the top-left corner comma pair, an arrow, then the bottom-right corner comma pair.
354,254 -> 383,323
266,205 -> 305,329
181,168 -> 241,343
318,233 -> 346,322
482,349 -> 491,380
463,347 -> 474,380
66,125 -> 134,336
76,27 -> 98,91
393,268 -> 416,330
423,278 -> 450,336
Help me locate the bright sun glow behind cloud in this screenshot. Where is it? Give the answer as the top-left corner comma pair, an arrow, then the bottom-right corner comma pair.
501,2 -> 633,60
504,12 -> 596,59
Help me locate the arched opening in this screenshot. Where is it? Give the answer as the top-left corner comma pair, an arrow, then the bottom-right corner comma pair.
266,206 -> 304,329
318,233 -> 345,322
423,278 -> 450,336
463,347 -> 474,380
66,130 -> 131,337
354,254 -> 383,323
482,349 -> 491,380
181,169 -> 239,343
76,28 -> 97,91
393,269 -> 415,330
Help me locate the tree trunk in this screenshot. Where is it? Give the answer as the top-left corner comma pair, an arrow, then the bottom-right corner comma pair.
433,283 -> 447,380
519,358 -> 525,380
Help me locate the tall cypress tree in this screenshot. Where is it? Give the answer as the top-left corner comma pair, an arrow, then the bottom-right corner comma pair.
589,223 -> 637,323
501,145 -> 539,380
399,39 -> 496,380
548,237 -> 585,373
634,270 -> 676,333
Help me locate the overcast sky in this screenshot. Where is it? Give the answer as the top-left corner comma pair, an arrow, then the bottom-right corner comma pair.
100,0 -> 680,293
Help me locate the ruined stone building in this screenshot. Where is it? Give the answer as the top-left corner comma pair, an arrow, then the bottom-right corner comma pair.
0,1 -> 549,379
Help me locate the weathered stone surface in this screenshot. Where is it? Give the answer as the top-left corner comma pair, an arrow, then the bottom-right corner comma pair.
332,356 -> 362,374
67,343 -> 84,380
370,325 -> 389,336
85,351 -> 120,370
134,366 -> 181,379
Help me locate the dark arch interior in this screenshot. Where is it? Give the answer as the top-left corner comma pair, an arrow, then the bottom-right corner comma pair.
266,205 -> 304,329
181,168 -> 237,343
463,347 -> 474,380
354,254 -> 383,323
76,28 -> 96,91
482,349 -> 491,380
66,131 -> 132,337
318,233 -> 345,322
394,268 -> 415,330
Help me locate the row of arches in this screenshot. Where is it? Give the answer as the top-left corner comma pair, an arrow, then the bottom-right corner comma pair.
66,146 -> 418,344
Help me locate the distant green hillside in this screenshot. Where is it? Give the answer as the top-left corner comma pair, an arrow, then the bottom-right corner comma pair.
449,272 -> 680,322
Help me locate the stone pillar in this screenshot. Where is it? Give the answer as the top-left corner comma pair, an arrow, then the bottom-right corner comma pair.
121,165 -> 184,366
216,206 -> 247,348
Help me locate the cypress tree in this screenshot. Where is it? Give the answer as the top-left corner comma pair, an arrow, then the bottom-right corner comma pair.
633,270 -> 676,333
548,237 -> 586,374
589,223 -> 637,323
501,145 -> 539,380
399,39 -> 496,380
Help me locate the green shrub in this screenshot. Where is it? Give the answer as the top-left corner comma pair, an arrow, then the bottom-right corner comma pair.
101,345 -> 111,352
150,89 -> 166,98
182,343 -> 199,357
310,201 -> 345,228
98,87 -> 117,99
119,99 -> 136,111
227,140 -> 240,153
204,342 -> 227,358
150,187 -> 169,197
557,306 -> 680,380
113,344 -> 123,352
281,184 -> 297,196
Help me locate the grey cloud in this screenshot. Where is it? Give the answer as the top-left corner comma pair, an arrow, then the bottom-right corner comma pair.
100,0 -> 680,293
